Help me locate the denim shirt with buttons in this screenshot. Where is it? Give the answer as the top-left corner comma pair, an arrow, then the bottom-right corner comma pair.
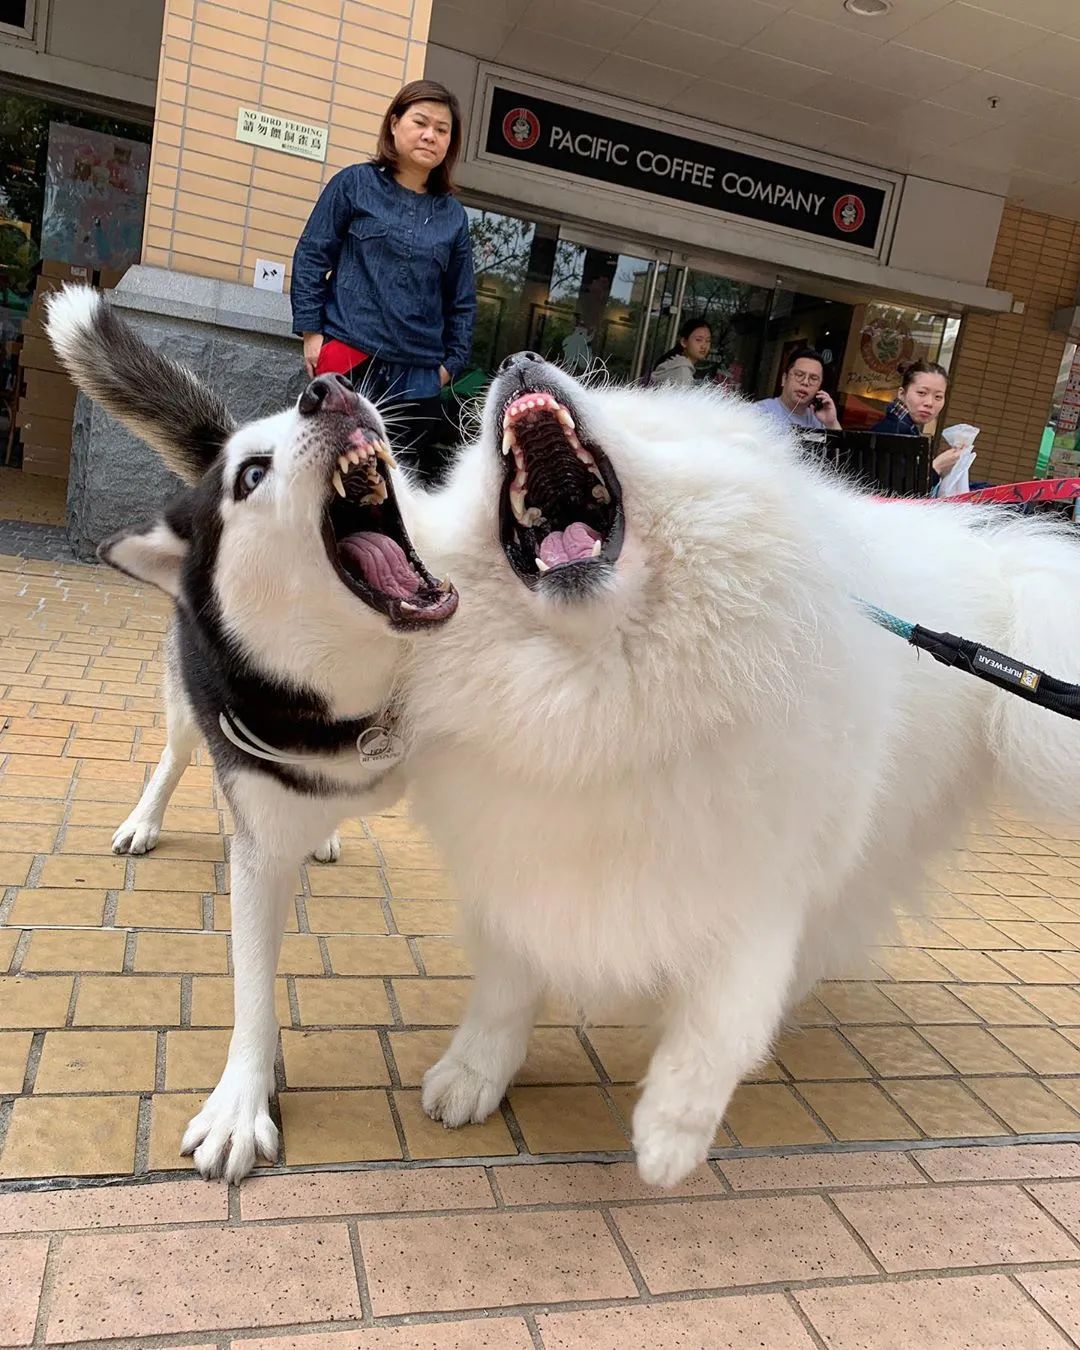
291,162 -> 476,398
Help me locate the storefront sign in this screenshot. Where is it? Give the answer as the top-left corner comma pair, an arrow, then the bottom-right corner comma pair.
484,85 -> 887,251
236,107 -> 327,162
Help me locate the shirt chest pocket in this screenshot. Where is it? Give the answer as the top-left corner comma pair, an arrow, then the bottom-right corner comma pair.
341,218 -> 391,282
432,241 -> 449,271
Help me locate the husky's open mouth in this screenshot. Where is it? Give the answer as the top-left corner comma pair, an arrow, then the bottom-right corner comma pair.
323,427 -> 457,629
499,391 -> 623,590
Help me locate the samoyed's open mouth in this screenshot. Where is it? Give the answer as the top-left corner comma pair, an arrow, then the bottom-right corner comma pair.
498,391 -> 624,591
322,426 -> 457,630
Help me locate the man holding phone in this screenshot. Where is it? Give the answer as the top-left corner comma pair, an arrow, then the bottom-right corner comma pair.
757,347 -> 841,434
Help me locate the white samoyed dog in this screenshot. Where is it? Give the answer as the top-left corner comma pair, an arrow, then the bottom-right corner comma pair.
400,350 -> 1080,1188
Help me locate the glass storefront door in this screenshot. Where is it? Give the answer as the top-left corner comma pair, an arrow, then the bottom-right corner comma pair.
464,205 -> 672,386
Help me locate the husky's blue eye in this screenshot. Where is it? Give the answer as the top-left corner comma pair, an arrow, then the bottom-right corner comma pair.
236,460 -> 270,499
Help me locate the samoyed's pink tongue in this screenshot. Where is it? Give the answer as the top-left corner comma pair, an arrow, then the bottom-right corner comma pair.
538,522 -> 600,568
339,532 -> 420,598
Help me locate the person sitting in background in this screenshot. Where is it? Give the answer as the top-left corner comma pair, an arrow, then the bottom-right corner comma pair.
871,360 -> 959,477
756,347 -> 841,433
651,317 -> 711,387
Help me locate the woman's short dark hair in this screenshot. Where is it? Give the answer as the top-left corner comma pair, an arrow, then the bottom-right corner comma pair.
899,360 -> 948,389
656,315 -> 711,365
783,346 -> 825,375
374,80 -> 462,194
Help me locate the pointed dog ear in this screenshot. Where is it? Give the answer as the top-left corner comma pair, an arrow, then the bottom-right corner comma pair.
97,517 -> 189,597
46,284 -> 235,485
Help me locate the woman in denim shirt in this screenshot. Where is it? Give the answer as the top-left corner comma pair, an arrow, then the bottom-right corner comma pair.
291,80 -> 476,485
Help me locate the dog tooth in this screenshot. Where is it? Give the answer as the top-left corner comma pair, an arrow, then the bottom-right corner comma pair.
375,441 -> 397,469
502,429 -> 513,456
592,483 -> 611,504
510,485 -> 528,524
535,556 -> 550,573
332,470 -> 346,498
400,601 -> 419,613
338,454 -> 350,474
556,408 -> 575,430
590,538 -> 602,558
522,507 -> 544,528
437,575 -> 452,592
575,446 -> 596,467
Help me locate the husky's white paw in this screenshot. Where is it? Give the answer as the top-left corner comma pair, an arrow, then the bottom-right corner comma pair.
310,832 -> 341,863
632,1094 -> 715,1189
111,814 -> 162,855
181,1070 -> 277,1183
421,1055 -> 505,1127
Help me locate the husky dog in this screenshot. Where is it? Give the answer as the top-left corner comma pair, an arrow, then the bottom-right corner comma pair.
400,351 -> 1080,1188
46,287 -> 457,1181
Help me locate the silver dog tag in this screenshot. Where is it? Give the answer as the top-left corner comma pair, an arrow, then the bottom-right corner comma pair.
356,724 -> 405,766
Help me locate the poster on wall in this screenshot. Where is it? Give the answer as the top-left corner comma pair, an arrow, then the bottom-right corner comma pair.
40,124 -> 150,269
843,304 -> 944,410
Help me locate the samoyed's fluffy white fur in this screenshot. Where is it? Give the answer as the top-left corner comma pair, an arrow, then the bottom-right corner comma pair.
400,358 -> 1080,1187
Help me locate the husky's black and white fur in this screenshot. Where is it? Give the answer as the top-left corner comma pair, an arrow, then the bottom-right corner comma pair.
46,286 -> 457,1181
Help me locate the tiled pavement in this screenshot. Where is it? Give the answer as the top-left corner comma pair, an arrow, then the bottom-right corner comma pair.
2,541 -> 1080,1345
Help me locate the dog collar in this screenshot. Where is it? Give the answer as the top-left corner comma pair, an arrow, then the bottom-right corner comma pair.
217,705 -> 405,769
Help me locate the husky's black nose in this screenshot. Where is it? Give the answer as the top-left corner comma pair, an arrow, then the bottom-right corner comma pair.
299,374 -> 359,416
499,351 -> 544,374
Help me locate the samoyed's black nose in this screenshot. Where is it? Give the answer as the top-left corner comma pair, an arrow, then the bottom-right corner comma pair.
299,374 -> 359,416
499,351 -> 544,374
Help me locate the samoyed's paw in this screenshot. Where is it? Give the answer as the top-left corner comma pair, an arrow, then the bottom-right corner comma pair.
181,1068 -> 278,1183
111,812 -> 162,855
632,1093 -> 716,1189
311,832 -> 341,863
421,1055 -> 505,1127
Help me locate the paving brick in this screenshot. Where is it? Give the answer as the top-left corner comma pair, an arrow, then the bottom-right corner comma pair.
797,1274 -> 1071,1350
0,1237 -> 48,1347
833,1184 -> 1079,1271
44,1223 -> 363,1341
360,1210 -> 637,1315
495,1161 -> 723,1205
240,1167 -> 494,1220
916,1143 -> 1080,1182
234,1323 -> 535,1349
1028,1181 -> 1080,1243
719,1151 -> 924,1192
539,1295 -> 816,1349
1018,1270 -> 1080,1344
614,1195 -> 875,1294
0,1179 -> 227,1233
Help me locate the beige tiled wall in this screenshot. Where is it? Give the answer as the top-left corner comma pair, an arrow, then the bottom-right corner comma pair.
947,204 -> 1080,485
143,0 -> 433,288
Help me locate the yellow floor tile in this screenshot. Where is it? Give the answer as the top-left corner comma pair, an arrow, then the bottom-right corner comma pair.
516,1029 -> 600,1085
21,929 -> 126,974
6,888 -> 108,927
393,978 -> 471,1026
0,1031 -> 31,1092
884,1080 -> 1003,1138
869,948 -> 952,982
414,937 -> 471,976
37,855 -> 126,889
164,1029 -> 231,1089
394,1088 -> 516,1159
0,822 -> 58,852
35,1029 -> 157,1092
918,1025 -> 1025,1075
1048,1078 -> 1080,1113
0,1094 -> 138,1177
0,799 -> 64,826
723,1083 -> 828,1147
1017,985 -> 1080,1024
292,977 -> 390,1027
968,1075 -> 1080,1132
114,891 -> 205,929
305,865 -> 385,898
0,975 -> 73,1028
384,869 -> 457,901
815,983 -> 907,1025
774,1028 -> 870,1081
131,858 -> 217,892
881,984 -> 981,1024
508,1085 -> 628,1153
212,896 -> 299,933
842,1027 -> 951,1078
949,984 -> 1048,1024
281,1029 -> 390,1087
927,950 -> 1014,983
74,975 -> 181,1026
387,1029 -> 452,1086
276,935 -> 325,975
135,932 -> 228,974
189,977 -> 291,1027
992,952 -> 1076,985
991,920 -> 1064,950
378,842 -> 443,869
304,897 -> 387,934
279,1088 -> 401,1164
146,1092 -> 203,1171
991,1027 -> 1080,1075
389,900 -> 460,936
325,936 -> 417,976
798,1082 -> 920,1141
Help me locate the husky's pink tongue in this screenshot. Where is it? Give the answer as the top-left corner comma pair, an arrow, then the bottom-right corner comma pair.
339,532 -> 420,598
538,522 -> 600,568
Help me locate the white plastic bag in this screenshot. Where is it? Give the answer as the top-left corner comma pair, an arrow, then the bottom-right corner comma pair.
937,423 -> 979,497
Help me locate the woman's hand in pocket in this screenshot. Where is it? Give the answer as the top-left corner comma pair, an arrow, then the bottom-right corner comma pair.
439,364 -> 451,388
303,332 -> 324,379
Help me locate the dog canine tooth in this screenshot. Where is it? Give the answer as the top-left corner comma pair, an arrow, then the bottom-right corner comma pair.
556,408 -> 575,430
535,556 -> 550,573
510,485 -> 528,524
437,575 -> 452,592
593,483 -> 611,504
338,454 -> 350,474
399,600 -> 419,613
332,470 -> 346,498
502,429 -> 514,456
590,538 -> 602,558
375,440 -> 397,469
